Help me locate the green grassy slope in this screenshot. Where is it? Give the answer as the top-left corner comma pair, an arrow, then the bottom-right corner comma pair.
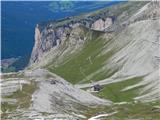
46,1 -> 149,85
45,1 -> 151,103
1,81 -> 37,119
47,29 -> 146,102
84,101 -> 160,120
47,30 -> 117,84
1,81 -> 37,112
97,77 -> 144,102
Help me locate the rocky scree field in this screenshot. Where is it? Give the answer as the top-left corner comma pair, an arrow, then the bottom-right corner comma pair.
1,1 -> 160,120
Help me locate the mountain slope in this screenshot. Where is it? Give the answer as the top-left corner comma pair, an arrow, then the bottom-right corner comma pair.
2,1 -> 160,120
29,1 -> 148,65
29,1 -> 160,102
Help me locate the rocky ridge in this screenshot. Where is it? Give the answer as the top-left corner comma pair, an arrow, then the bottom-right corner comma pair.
30,16 -> 114,64
30,2 -> 149,65
29,1 -> 160,102
2,1 -> 160,120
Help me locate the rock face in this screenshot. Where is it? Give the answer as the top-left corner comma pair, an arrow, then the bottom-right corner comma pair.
30,13 -> 114,64
29,1 -> 160,102
91,17 -> 113,31
128,1 -> 160,24
30,1 -> 152,65
2,2 -> 160,120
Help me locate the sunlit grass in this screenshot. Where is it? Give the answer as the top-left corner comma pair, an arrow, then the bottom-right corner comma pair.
97,77 -> 144,102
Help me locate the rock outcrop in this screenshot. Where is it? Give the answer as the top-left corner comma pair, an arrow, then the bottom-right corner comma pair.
30,1 -> 152,65
2,2 -> 160,120
91,17 -> 113,31
29,1 -> 160,102
30,15 -> 114,64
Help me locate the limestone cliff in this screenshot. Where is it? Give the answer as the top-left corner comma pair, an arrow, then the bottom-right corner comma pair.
30,1 -> 150,65
30,16 -> 114,64
2,2 -> 160,119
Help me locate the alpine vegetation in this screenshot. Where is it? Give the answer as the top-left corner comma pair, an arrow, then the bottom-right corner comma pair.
1,1 -> 160,120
